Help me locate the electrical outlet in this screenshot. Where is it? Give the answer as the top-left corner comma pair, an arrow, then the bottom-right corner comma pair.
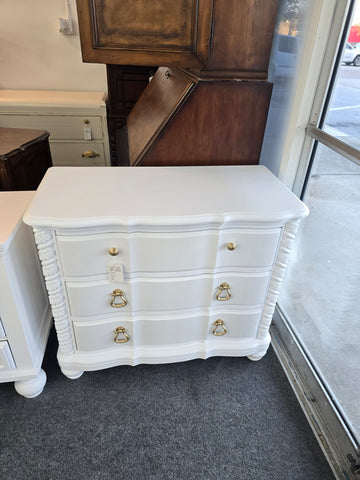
59,17 -> 73,35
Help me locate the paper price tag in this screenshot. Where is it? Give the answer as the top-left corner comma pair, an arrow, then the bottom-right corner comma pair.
108,262 -> 124,283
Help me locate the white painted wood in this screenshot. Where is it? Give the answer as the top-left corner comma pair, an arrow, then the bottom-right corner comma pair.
66,272 -> 270,317
0,115 -> 104,140
24,166 -> 309,229
0,342 -> 16,370
57,228 -> 281,277
24,166 -> 308,377
0,192 -> 52,397
0,319 -> 5,339
73,310 -> 261,352
0,90 -> 110,167
50,142 -> 106,167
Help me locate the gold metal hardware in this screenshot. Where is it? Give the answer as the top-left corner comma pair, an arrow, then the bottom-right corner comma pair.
108,247 -> 119,256
110,289 -> 127,308
114,326 -> 130,343
216,282 -> 231,301
83,119 -> 90,124
82,150 -> 100,158
227,242 -> 237,251
212,319 -> 227,336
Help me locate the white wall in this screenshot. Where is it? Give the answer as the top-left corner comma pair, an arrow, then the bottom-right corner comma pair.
0,0 -> 107,92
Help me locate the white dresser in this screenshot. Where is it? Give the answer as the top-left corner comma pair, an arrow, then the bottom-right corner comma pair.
23,166 -> 308,379
0,90 -> 110,167
0,192 -> 52,397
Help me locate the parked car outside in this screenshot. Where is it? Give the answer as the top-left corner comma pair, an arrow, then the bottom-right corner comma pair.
343,42 -> 360,66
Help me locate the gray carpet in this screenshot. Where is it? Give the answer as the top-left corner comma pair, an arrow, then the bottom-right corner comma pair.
0,330 -> 335,480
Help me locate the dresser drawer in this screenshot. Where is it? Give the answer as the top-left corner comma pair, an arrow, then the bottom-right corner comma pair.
57,231 -> 219,277
56,229 -> 280,277
0,341 -> 16,370
0,115 -> 104,140
50,142 -> 106,167
66,272 -> 270,317
72,309 -> 261,352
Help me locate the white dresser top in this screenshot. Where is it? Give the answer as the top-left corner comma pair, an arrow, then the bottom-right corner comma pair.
23,166 -> 308,229
0,191 -> 35,250
0,90 -> 106,114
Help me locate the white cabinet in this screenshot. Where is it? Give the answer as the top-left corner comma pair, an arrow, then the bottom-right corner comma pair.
0,90 -> 110,167
23,165 -> 308,379
0,192 -> 52,397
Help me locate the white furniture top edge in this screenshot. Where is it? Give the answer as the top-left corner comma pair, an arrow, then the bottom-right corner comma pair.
23,166 -> 309,229
0,191 -> 35,250
0,90 -> 107,112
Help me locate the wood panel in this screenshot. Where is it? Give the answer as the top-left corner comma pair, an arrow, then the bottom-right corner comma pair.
127,67 -> 195,166
76,0 -> 213,67
205,0 -> 279,76
131,81 -> 272,166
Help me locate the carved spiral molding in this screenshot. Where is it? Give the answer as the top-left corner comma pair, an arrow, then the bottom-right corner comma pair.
33,227 -> 74,355
257,220 -> 300,341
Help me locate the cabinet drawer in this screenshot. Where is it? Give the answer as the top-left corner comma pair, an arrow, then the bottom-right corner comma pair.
0,318 -> 5,339
217,229 -> 281,269
56,229 -> 280,277
0,115 -> 104,140
66,273 -> 270,317
0,342 -> 15,371
73,310 -> 261,352
50,142 -> 106,167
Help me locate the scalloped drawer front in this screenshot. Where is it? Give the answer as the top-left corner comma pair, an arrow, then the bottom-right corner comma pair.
66,272 -> 270,317
57,231 -> 219,277
72,310 -> 261,352
57,229 -> 280,277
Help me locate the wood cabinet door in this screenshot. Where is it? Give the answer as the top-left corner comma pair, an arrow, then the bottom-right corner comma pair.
76,0 -> 213,67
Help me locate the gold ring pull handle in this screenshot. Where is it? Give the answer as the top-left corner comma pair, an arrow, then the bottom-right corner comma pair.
216,282 -> 231,301
82,150 -> 100,158
212,319 -> 227,336
114,326 -> 130,343
110,289 -> 128,308
227,242 -> 237,251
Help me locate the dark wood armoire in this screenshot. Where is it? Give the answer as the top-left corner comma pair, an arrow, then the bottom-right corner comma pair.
76,0 -> 279,166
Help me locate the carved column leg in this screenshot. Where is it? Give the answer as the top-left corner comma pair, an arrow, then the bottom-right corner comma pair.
248,220 -> 300,361
32,228 -> 83,379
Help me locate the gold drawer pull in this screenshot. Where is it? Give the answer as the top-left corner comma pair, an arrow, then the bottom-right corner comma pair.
114,326 -> 130,343
227,242 -> 237,251
108,247 -> 119,256
110,289 -> 127,308
216,282 -> 231,301
212,319 -> 227,336
82,150 -> 100,158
